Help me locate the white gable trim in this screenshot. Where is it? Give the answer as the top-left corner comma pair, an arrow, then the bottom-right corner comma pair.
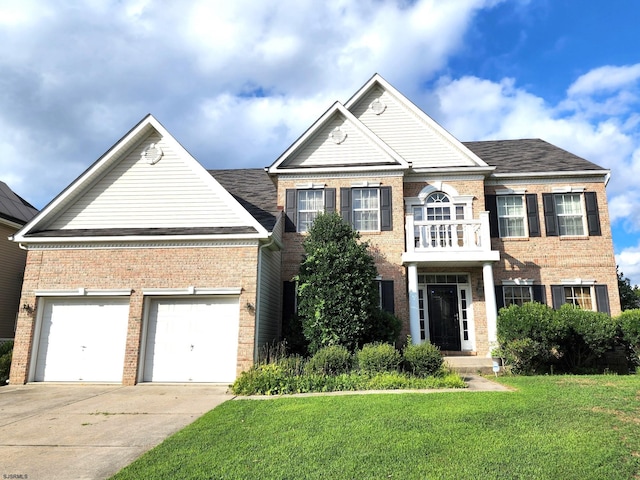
345,74 -> 489,169
14,115 -> 268,242
268,102 -> 409,173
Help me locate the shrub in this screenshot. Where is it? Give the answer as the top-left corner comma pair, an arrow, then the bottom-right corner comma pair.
363,310 -> 402,346
357,343 -> 401,374
305,345 -> 353,376
0,340 -> 13,385
493,337 -> 552,375
402,339 -> 443,377
619,309 -> 640,357
555,304 -> 618,372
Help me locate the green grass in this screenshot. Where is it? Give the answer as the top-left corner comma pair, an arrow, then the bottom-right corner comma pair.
111,375 -> 640,479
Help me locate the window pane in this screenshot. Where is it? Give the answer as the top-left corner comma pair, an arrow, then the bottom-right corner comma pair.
555,194 -> 585,236
503,286 -> 533,306
352,188 -> 379,231
497,196 -> 526,237
297,190 -> 324,232
564,286 -> 593,310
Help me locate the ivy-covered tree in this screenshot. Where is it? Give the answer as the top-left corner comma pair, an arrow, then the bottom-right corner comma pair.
295,212 -> 391,353
618,267 -> 640,311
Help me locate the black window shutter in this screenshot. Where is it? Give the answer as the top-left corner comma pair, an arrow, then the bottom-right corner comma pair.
380,186 -> 392,231
495,285 -> 505,311
486,195 -> 499,238
551,285 -> 565,309
325,188 -> 336,213
340,188 -> 352,225
380,280 -> 395,314
584,192 -> 601,236
532,285 -> 546,304
526,194 -> 540,237
542,193 -> 559,236
285,189 -> 297,232
595,285 -> 610,315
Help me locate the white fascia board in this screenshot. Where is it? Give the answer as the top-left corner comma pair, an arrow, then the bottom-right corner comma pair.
408,166 -> 496,176
17,232 -> 268,245
268,102 -> 409,173
344,74 -> 489,168
490,170 -> 609,180
274,165 -> 408,175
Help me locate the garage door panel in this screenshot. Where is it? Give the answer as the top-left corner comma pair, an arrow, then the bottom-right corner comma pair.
143,297 -> 240,383
34,298 -> 129,382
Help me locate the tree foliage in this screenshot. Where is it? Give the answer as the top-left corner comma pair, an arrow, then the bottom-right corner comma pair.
295,213 -> 385,353
618,267 -> 640,311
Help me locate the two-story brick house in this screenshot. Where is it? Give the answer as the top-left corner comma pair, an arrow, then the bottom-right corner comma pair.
9,74 -> 619,385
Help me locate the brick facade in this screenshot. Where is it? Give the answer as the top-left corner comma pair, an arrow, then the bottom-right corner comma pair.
10,245 -> 259,385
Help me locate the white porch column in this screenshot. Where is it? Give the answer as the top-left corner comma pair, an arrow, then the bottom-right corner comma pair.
483,261 -> 498,355
407,263 -> 420,344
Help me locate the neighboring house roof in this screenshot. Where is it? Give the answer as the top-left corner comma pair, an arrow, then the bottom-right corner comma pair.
464,139 -> 606,174
0,181 -> 38,226
210,169 -> 279,232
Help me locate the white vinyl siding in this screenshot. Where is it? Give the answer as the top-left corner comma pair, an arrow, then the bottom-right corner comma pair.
143,297 -> 240,383
45,131 -> 251,230
284,113 -> 393,168
349,86 -> 477,169
33,298 -> 129,382
497,196 -> 526,237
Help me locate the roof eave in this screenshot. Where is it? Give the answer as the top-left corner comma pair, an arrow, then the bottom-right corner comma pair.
14,232 -> 271,245
490,169 -> 610,179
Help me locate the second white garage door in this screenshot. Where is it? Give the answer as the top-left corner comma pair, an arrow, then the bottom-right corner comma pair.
143,297 -> 240,383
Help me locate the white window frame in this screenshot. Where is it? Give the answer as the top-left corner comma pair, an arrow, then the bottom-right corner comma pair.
503,285 -> 533,306
497,195 -> 528,238
563,285 -> 594,310
297,189 -> 325,233
554,193 -> 587,237
352,187 -> 381,232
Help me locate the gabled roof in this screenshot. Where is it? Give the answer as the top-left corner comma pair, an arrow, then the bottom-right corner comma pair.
268,102 -> 409,173
345,74 -> 491,171
0,181 -> 38,227
14,115 -> 271,243
464,139 -> 608,175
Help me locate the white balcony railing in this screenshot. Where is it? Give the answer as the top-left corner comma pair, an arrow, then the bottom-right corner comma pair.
405,211 -> 492,255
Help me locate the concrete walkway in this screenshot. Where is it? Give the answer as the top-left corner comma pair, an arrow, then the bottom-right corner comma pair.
0,384 -> 232,480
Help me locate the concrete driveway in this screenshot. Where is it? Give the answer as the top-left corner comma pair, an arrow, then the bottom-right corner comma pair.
0,384 -> 232,480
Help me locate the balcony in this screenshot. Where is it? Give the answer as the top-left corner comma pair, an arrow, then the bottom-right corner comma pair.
402,211 -> 500,266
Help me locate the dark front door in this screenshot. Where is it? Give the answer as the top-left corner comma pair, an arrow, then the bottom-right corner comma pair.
427,285 -> 461,351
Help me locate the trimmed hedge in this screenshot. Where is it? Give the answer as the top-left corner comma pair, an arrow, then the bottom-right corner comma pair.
403,339 -> 444,377
357,343 -> 401,374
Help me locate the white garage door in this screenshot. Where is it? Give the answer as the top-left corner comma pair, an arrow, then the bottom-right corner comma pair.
143,297 -> 240,383
34,298 -> 129,382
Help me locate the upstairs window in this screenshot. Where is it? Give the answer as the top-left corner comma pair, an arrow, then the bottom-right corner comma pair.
352,188 -> 380,231
340,186 -> 392,232
543,191 -> 601,237
497,196 -> 526,238
285,188 -> 336,233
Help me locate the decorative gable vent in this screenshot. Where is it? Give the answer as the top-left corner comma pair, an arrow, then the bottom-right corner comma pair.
329,127 -> 347,144
370,98 -> 386,115
142,143 -> 163,164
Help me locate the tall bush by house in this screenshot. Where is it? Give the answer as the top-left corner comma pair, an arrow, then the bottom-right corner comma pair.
619,309 -> 640,361
296,212 -> 391,353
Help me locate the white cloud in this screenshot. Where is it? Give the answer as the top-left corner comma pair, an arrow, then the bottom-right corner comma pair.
616,247 -> 640,288
568,64 -> 640,97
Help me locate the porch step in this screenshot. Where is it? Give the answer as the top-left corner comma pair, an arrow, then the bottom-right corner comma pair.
445,356 -> 498,375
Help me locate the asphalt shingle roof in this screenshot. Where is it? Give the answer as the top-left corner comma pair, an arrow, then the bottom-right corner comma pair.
210,168 -> 279,232
463,139 -> 605,174
0,181 -> 38,225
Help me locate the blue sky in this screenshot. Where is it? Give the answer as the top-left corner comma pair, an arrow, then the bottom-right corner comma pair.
1,0 -> 639,284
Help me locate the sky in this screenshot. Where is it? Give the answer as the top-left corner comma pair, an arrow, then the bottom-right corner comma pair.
1,0 -> 640,284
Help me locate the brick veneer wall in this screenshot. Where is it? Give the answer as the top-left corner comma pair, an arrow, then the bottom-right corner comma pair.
487,181 -> 621,316
10,245 -> 259,385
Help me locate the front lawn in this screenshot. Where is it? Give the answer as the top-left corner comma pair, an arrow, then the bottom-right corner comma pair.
111,376 -> 640,479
